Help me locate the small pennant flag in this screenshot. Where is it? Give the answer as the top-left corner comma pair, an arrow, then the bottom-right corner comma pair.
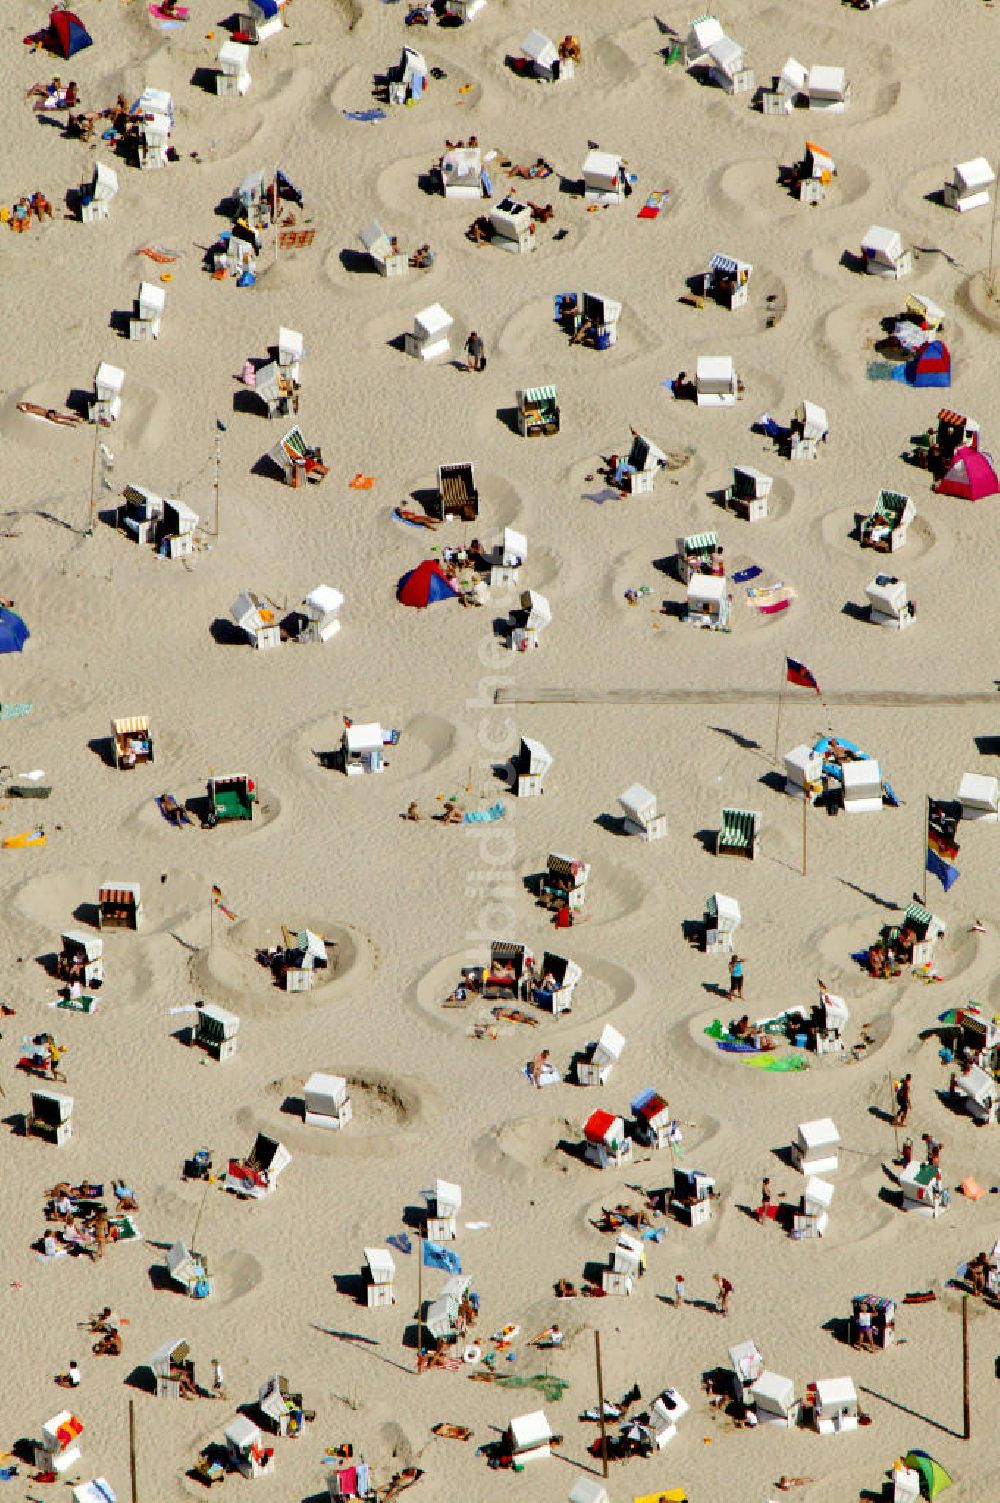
786,657 -> 820,693
211,884 -> 238,921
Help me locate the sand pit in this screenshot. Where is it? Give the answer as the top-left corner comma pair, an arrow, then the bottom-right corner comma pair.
188,916 -> 371,1016
294,710 -> 459,781
496,292 -> 661,369
12,864 -> 213,938
397,468 -> 524,530
819,503 -> 938,564
130,784 -> 282,837
409,947 -> 635,1034
234,1069 -> 431,1157
958,271 -> 1000,333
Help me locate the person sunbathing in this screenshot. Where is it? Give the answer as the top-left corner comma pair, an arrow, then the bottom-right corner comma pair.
467,216 -> 490,245
113,1180 -> 138,1210
776,1479 -> 813,1493
93,1327 -> 122,1356
509,157 -> 553,179
438,801 -> 464,823
404,801 -> 424,821
528,201 -> 554,222
409,243 -> 434,268
554,1278 -> 578,1298
26,77 -> 61,99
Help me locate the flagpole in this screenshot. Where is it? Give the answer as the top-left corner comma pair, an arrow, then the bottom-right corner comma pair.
416,1232 -> 424,1375
802,788 -> 808,878
773,657 -> 785,765
922,795 -> 929,906
210,891 -> 215,949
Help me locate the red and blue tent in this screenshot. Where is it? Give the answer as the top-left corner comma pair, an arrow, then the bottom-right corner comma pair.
907,340 -> 951,388
397,559 -> 458,607
0,608 -> 30,654
27,8 -> 93,57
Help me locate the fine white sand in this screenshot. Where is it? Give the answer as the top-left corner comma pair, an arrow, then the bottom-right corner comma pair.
3,2 -> 1000,1501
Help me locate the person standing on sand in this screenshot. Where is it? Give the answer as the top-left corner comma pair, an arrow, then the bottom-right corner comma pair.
530,1048 -> 550,1088
465,331 -> 485,373
714,1272 -> 733,1317
894,1073 -> 912,1127
728,955 -> 744,1001
673,1272 -> 685,1308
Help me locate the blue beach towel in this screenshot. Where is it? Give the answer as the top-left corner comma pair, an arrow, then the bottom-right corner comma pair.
463,801 -> 506,823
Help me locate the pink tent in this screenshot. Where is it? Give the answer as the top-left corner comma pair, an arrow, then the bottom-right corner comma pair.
935,446 -> 1000,500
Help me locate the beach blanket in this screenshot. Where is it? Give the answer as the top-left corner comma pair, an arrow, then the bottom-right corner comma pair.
757,597 -> 792,615
278,229 -> 316,249
150,3 -> 189,17
731,565 -> 761,583
521,1062 -> 561,1087
136,246 -> 181,263
343,109 -> 387,122
637,190 -> 669,219
746,1053 -> 807,1071
56,994 -> 97,1013
463,802 -> 506,823
0,704 -> 32,719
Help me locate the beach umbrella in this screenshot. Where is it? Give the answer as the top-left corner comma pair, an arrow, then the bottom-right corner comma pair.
903,1450 -> 953,1499
0,608 -> 29,654
47,9 -> 93,57
397,559 -> 458,608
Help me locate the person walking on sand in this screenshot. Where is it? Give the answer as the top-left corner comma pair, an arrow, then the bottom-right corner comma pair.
673,1272 -> 685,1308
465,330 -> 485,373
728,954 -> 744,1001
714,1272 -> 733,1317
894,1073 -> 912,1127
757,1176 -> 773,1224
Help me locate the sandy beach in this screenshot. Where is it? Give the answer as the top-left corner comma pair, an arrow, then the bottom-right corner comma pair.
3,1 -> 1000,1500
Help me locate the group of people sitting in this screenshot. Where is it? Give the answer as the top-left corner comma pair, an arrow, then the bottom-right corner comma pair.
40,1178 -> 138,1263
7,191 -> 53,232
867,920 -> 918,978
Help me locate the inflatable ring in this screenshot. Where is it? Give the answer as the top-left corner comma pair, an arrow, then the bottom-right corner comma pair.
463,1345 -> 481,1365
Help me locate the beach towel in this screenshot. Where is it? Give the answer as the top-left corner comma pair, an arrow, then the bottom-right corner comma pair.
746,1054 -> 807,1071
757,598 -> 792,615
349,474 -> 375,489
387,1233 -> 412,1254
462,801 -> 506,823
136,246 -> 180,262
637,189 -> 669,219
0,703 -> 32,719
522,1062 -> 561,1087
278,229 -> 316,249
343,109 -> 387,122
56,994 -> 97,1013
